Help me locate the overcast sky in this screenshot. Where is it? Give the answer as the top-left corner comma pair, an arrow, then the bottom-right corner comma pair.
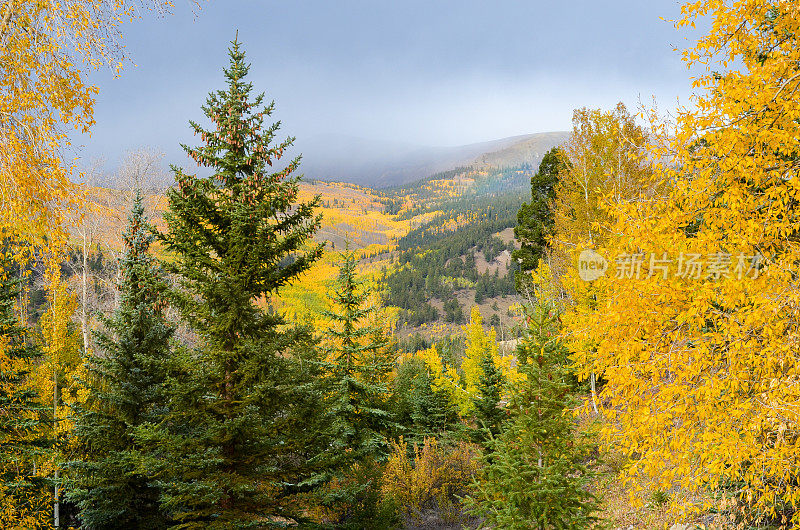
76,0 -> 702,174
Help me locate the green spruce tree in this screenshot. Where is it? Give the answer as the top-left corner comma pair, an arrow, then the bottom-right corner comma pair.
0,256 -> 52,525
465,302 -> 600,529
391,357 -> 456,444
67,191 -> 173,529
409,363 -> 457,442
513,147 -> 567,293
311,249 -> 396,526
471,349 -> 505,445
158,38 -> 324,527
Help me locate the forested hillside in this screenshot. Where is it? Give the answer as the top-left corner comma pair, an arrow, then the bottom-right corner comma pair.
7,1 -> 800,528
381,166 -> 528,330
299,131 -> 568,187
46,152 -> 540,344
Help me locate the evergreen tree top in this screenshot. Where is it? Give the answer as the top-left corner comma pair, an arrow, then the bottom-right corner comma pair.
182,36 -> 294,189
321,249 -> 390,362
121,191 -> 154,267
162,37 -> 323,328
323,249 -> 373,326
118,190 -> 165,311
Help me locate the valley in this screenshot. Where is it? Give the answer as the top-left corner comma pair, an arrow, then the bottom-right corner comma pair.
73,131 -> 565,342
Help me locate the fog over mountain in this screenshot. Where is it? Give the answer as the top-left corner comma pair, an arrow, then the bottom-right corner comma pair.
94,131 -> 570,190
299,131 -> 570,187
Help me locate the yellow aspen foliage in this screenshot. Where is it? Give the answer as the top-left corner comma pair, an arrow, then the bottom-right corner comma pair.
562,1 -> 800,522
554,103 -> 653,253
36,253 -> 82,492
550,103 -> 657,305
551,103 -> 658,413
458,306 -> 501,416
39,254 -> 82,407
526,260 -> 563,308
415,307 -> 521,417
0,486 -> 49,529
0,0 -> 173,248
416,345 -> 461,408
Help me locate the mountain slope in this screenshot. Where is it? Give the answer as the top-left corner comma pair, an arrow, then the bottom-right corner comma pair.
300,131 -> 569,187
76,130 -> 568,340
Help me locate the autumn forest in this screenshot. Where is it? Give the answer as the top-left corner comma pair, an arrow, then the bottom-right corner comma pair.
3,1 -> 800,529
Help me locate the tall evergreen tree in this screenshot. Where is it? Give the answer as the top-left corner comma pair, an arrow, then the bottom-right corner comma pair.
158,38 -> 323,527
465,303 -> 599,529
311,249 -> 396,523
471,349 -> 505,445
67,191 -> 173,529
409,362 -> 457,442
0,256 -> 52,526
318,250 -> 395,463
390,357 -> 457,444
513,147 -> 567,294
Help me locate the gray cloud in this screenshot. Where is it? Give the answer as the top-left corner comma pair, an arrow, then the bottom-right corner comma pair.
73,0 -> 701,175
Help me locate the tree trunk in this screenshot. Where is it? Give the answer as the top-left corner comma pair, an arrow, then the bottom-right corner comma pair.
81,230 -> 89,353
54,365 -> 59,527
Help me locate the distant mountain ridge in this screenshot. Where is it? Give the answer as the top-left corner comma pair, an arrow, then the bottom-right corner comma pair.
94,131 -> 570,190
300,131 -> 569,188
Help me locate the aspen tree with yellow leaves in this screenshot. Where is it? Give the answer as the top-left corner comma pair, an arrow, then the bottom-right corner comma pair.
562,0 -> 800,524
38,250 -> 82,527
553,102 -> 654,265
459,306 -> 503,417
0,0 -> 176,249
549,103 -> 655,413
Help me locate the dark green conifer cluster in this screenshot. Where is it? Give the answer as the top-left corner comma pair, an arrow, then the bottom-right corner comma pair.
68,190 -> 173,529
513,147 -> 567,293
465,303 -> 600,528
0,255 -> 51,521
